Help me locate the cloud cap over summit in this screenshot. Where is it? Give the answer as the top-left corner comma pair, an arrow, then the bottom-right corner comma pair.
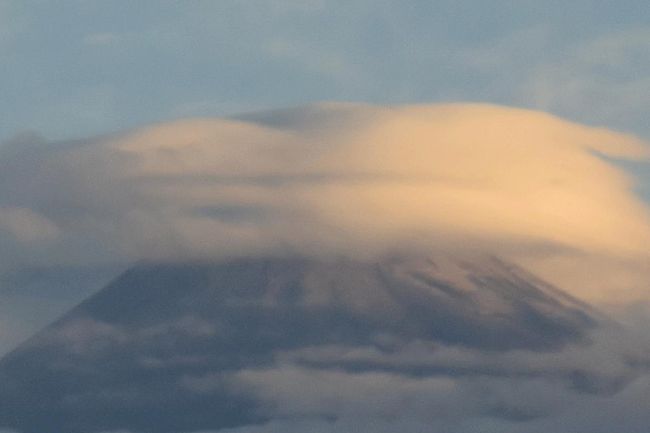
1,103 -> 649,304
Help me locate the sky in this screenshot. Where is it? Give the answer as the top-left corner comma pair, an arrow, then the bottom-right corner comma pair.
1,0 -> 650,141
1,1 -> 650,432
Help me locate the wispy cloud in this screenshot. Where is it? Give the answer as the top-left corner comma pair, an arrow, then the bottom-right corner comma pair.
522,28 -> 650,134
83,32 -> 121,47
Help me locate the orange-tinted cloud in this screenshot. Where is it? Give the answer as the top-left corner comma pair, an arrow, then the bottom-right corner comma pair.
2,103 -> 648,305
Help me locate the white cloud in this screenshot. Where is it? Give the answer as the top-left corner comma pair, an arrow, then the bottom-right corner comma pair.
1,103 -> 649,305
83,32 -> 121,47
265,38 -> 361,82
0,206 -> 59,243
0,0 -> 23,51
522,28 -> 650,134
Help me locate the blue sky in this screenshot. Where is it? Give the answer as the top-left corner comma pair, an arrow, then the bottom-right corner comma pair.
2,0 -> 649,142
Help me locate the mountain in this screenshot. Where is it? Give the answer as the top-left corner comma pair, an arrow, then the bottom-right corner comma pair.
0,255 -> 600,433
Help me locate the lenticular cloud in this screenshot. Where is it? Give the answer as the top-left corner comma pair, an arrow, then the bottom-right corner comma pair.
1,103 -> 649,304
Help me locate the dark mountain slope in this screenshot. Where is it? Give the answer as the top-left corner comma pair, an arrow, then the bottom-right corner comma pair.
0,255 -> 600,433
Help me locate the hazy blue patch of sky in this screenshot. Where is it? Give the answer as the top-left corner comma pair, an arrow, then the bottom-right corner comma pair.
1,0 -> 649,142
